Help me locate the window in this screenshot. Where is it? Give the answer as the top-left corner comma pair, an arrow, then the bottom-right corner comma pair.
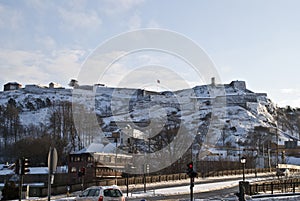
88,189 -> 100,196
88,156 -> 93,162
71,167 -> 77,173
75,156 -> 81,162
117,157 -> 122,163
104,156 -> 111,162
103,189 -> 122,197
81,189 -> 90,197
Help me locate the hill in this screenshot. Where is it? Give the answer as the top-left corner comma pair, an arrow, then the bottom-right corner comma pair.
0,80 -> 299,168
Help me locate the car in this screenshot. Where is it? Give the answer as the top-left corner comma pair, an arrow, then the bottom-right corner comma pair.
276,168 -> 290,177
75,185 -> 125,201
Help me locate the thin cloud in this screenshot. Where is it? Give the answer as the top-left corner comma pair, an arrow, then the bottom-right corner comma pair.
0,48 -> 86,89
128,13 -> 142,30
102,0 -> 145,16
35,35 -> 57,51
278,99 -> 300,108
58,7 -> 102,30
0,3 -> 24,31
147,19 -> 161,28
280,88 -> 300,94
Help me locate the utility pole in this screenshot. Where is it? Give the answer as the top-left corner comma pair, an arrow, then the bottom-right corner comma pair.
190,176 -> 194,201
112,132 -> 119,185
17,157 -> 30,201
276,111 -> 279,165
18,158 -> 22,201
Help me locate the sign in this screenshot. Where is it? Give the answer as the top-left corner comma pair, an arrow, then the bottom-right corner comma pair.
47,147 -> 58,201
48,147 -> 58,175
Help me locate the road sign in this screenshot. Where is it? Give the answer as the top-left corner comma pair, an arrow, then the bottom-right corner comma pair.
47,147 -> 58,201
48,147 -> 58,175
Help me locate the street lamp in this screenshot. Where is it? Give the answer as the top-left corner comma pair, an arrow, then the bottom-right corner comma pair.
240,156 -> 246,181
112,132 -> 119,185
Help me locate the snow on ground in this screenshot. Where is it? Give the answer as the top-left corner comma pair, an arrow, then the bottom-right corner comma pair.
0,165 -> 68,175
118,172 -> 300,201
1,172 -> 299,201
250,195 -> 300,201
20,108 -> 50,127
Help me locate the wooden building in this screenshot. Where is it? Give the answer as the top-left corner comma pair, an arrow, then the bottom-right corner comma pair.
68,143 -> 132,184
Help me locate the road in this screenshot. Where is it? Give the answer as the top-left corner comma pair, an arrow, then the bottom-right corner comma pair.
126,185 -> 239,201
54,179 -> 240,201
124,173 -> 274,201
54,173 -> 274,201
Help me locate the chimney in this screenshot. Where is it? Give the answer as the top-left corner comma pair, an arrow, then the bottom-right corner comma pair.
211,77 -> 216,86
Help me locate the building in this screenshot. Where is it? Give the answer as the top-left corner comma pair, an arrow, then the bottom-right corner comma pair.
68,143 -> 133,184
49,82 -> 62,89
4,82 -> 22,91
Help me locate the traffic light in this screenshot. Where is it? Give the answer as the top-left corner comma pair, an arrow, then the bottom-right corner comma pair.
186,162 -> 197,178
81,167 -> 85,176
78,167 -> 86,177
187,162 -> 193,172
187,162 -> 193,176
21,158 -> 30,175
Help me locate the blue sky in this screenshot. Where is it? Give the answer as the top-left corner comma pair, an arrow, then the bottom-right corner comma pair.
0,0 -> 299,107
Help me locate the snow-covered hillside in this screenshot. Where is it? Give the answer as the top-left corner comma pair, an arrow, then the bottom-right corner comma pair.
0,80 -> 298,158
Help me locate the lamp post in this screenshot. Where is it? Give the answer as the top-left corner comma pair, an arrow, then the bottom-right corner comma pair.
112,132 -> 119,185
240,156 -> 246,181
239,156 -> 247,201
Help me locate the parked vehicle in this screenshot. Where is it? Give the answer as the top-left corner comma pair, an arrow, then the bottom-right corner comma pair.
276,168 -> 290,177
75,185 -> 125,201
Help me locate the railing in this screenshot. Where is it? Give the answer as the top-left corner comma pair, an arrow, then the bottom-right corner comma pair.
24,168 -> 272,197
248,178 -> 300,195
96,168 -> 271,187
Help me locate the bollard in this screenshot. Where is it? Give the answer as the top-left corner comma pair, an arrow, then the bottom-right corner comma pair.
239,181 -> 250,201
239,181 -> 246,201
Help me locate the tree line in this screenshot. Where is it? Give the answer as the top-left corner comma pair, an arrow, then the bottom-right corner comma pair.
0,98 -> 98,166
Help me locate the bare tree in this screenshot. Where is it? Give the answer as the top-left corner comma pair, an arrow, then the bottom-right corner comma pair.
3,99 -> 22,144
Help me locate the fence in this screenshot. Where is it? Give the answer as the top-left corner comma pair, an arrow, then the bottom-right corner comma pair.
25,168 -> 271,197
248,178 -> 300,195
96,168 -> 269,187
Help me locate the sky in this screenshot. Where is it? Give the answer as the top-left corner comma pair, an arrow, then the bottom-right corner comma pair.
0,0 -> 300,107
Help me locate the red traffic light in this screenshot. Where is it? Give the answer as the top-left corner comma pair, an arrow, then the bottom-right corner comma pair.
81,167 -> 86,175
187,162 -> 197,178
187,162 -> 193,170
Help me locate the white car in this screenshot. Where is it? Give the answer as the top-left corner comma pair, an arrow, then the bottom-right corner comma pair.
75,185 -> 125,201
